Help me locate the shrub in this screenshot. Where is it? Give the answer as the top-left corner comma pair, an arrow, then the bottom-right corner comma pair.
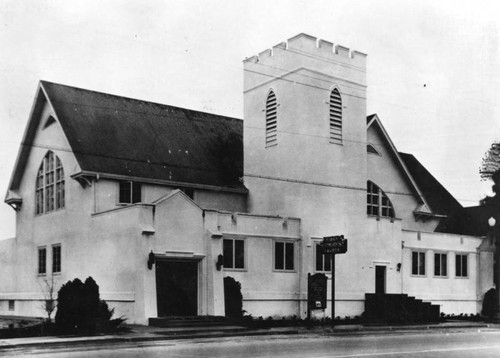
482,288 -> 497,318
224,276 -> 243,318
55,277 -> 124,335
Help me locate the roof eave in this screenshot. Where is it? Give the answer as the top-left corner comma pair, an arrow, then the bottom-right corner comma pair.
70,170 -> 249,194
367,114 -> 434,215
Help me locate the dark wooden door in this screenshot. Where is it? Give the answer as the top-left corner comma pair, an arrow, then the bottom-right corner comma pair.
156,260 -> 198,317
375,266 -> 386,295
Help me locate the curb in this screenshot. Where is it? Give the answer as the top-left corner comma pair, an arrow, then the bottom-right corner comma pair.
0,329 -> 300,352
0,323 -> 491,352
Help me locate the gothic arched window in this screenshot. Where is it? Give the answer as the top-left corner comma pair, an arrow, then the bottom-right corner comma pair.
330,88 -> 342,143
36,151 -> 65,215
265,90 -> 278,147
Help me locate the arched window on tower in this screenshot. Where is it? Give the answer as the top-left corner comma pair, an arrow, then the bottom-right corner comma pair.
367,181 -> 395,219
265,90 -> 278,147
329,88 -> 342,143
36,151 -> 65,215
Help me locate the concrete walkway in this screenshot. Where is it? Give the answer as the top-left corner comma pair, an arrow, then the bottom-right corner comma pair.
0,320 -> 492,352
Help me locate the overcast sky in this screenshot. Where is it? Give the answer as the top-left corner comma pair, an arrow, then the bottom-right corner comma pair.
0,0 -> 499,239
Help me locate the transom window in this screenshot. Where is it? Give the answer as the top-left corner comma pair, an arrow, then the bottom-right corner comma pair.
412,251 -> 426,276
455,254 -> 468,278
265,90 -> 278,147
119,181 -> 142,204
36,151 -> 65,215
223,238 -> 245,269
329,88 -> 342,143
367,181 -> 395,218
274,241 -> 294,271
434,253 -> 447,277
315,242 -> 332,272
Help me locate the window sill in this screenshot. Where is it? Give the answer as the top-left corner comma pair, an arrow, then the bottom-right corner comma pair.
433,276 -> 449,279
367,214 -> 396,222
34,208 -> 65,217
223,268 -> 247,272
273,269 -> 297,273
410,274 -> 426,278
454,276 -> 469,279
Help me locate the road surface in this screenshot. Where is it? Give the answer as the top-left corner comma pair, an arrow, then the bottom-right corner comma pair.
6,328 -> 500,357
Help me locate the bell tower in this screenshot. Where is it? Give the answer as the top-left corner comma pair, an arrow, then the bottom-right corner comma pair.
243,34 -> 368,219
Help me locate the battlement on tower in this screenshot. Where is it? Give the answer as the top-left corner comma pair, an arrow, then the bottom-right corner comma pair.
243,33 -> 367,69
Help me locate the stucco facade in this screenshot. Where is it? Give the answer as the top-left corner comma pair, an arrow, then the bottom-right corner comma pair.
0,34 -> 493,324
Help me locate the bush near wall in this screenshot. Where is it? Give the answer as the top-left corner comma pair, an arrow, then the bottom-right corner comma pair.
55,277 -> 124,335
223,276 -> 243,318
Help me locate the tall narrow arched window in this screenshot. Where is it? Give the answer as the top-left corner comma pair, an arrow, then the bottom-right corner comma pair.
367,181 -> 395,219
36,151 -> 65,215
265,90 -> 278,147
329,88 -> 342,143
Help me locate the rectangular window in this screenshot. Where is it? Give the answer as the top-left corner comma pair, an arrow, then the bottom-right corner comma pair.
8,300 -> 14,311
275,241 -> 294,271
412,251 -> 426,276
315,243 -> 331,272
223,238 -> 245,269
434,253 -> 447,277
119,181 -> 141,204
52,245 -> 61,273
455,254 -> 468,277
38,247 -> 47,275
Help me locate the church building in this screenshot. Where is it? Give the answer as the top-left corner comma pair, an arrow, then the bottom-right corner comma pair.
0,34 -> 493,324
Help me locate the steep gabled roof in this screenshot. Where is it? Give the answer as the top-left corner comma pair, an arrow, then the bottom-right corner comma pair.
399,153 -> 462,216
366,114 -> 433,215
8,81 -> 246,195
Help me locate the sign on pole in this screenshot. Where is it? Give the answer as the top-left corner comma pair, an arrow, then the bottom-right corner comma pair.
320,235 -> 347,328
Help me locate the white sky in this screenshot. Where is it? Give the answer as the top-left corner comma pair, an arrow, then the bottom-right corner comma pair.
0,0 -> 499,239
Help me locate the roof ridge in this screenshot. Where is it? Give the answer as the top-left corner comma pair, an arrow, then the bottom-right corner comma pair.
40,80 -> 243,123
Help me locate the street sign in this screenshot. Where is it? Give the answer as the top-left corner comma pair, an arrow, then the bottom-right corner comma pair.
319,234 -> 347,328
320,235 -> 347,255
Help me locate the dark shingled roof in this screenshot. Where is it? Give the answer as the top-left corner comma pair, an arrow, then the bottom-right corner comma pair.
41,81 -> 245,190
399,152 -> 462,216
435,205 -> 490,236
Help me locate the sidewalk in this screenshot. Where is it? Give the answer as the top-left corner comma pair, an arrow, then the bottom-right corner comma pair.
0,320 -> 492,352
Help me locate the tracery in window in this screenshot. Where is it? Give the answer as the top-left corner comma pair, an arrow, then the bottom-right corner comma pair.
36,151 -> 65,215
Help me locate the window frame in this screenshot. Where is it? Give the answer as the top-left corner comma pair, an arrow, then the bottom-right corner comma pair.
411,250 -> 426,277
265,89 -> 278,148
434,252 -> 448,278
52,244 -> 61,274
314,241 -> 332,273
273,240 -> 295,272
35,151 -> 65,215
223,237 -> 246,271
38,246 -> 47,275
455,253 -> 469,278
329,87 -> 343,144
367,181 -> 395,219
118,180 -> 142,204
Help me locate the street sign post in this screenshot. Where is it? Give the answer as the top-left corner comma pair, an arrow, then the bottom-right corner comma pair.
320,235 -> 347,327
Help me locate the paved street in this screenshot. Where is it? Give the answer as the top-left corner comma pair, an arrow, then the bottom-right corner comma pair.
6,328 -> 500,358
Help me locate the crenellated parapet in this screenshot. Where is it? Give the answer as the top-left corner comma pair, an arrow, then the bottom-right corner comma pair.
243,33 -> 367,69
